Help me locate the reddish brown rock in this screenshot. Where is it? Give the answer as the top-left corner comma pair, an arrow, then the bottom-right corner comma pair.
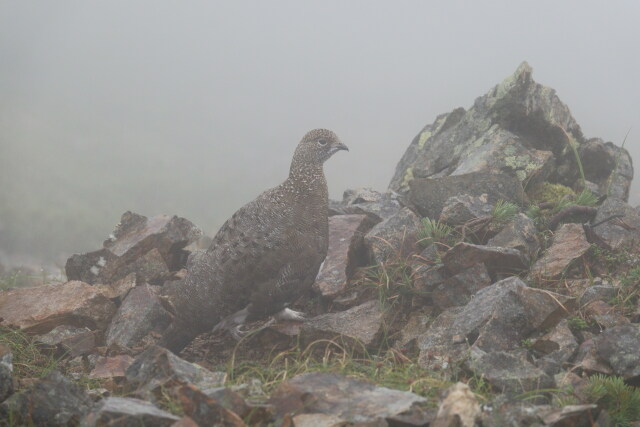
313,214 -> 375,298
530,223 -> 591,280
172,384 -> 246,427
584,300 -> 630,329
36,325 -> 96,357
90,355 -> 135,379
442,242 -> 527,275
95,272 -> 137,301
0,281 -> 116,334
431,263 -> 492,309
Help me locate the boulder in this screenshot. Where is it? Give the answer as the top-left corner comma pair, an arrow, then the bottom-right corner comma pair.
417,277 -> 575,370
591,198 -> 640,251
530,223 -> 591,280
301,300 -> 384,350
594,324 -> 640,381
0,281 -> 116,334
439,194 -> 493,226
269,372 -> 426,423
90,355 -> 135,380
364,207 -> 422,264
106,283 -> 172,349
409,172 -> 526,220
583,300 -> 630,329
1,371 -> 93,425
66,211 -> 201,285
432,382 -> 481,427
578,137 -> 633,200
313,214 -> 375,298
465,349 -> 554,395
125,346 -> 226,399
431,263 -> 492,309
80,397 -> 180,426
169,384 -> 246,427
533,319 -> 578,375
333,188 -> 402,222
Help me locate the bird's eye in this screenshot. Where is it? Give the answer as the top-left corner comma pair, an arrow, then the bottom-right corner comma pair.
317,139 -> 327,146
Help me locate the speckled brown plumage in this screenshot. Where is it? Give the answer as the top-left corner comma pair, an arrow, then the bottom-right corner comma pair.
161,129 -> 347,352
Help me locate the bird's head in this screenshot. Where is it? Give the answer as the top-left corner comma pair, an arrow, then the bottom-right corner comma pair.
293,128 -> 349,166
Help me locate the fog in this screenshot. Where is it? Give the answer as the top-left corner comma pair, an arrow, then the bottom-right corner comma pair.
1,1 -> 639,268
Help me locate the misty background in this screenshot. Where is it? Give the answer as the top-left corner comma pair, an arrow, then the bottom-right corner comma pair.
1,1 -> 639,270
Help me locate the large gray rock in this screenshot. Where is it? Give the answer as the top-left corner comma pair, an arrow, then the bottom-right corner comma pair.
269,372 -> 426,423
364,207 -> 422,264
533,319 -> 579,375
465,349 -> 554,395
409,172 -> 526,220
106,283 -> 172,348
594,324 -> 640,381
1,371 -> 93,426
301,300 -> 384,350
66,211 -> 201,285
125,345 -> 226,399
417,277 -> 575,370
80,397 -> 180,426
592,198 -> 640,250
332,188 -> 402,222
530,223 -> 591,279
442,242 -> 528,276
391,62 -> 631,203
313,214 -> 375,298
439,194 -> 493,226
0,281 -> 116,334
431,263 -> 492,309
36,325 -> 96,357
578,137 -> 633,200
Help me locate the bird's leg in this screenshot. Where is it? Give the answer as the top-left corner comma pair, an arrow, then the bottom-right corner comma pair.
274,307 -> 306,321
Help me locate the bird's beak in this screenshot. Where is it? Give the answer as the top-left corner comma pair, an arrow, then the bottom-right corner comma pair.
334,142 -> 349,153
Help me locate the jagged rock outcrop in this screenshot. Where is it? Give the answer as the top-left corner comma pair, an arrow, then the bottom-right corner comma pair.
390,62 -> 632,204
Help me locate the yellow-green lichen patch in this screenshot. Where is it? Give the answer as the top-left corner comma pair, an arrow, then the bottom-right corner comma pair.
417,131 -> 432,149
400,167 -> 414,191
527,182 -> 575,205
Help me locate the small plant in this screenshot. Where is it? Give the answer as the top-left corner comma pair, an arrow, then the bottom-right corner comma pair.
568,316 -> 588,331
417,218 -> 454,249
520,338 -> 534,349
360,260 -> 424,309
587,374 -> 640,426
491,199 -> 519,224
573,188 -> 599,207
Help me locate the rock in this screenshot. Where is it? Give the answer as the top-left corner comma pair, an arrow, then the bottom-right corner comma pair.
106,283 -> 172,349
417,277 -> 575,370
337,188 -> 402,222
90,355 -> 135,379
202,387 -> 249,420
487,213 -> 540,262
579,284 -> 618,307
465,349 -> 554,395
170,384 -> 246,427
125,345 -> 226,398
66,211 -> 201,285
364,207 -> 422,264
290,413 -> 350,426
313,214 -> 375,298
0,281 -> 117,334
594,324 -> 640,381
573,338 -> 614,375
390,62 -> 583,196
432,382 -> 481,427
541,404 -> 599,426
530,223 -> 591,280
431,263 -> 492,309
591,198 -> 640,251
36,325 -> 96,357
441,242 -> 527,275
439,194 -> 493,226
1,371 -> 93,425
533,319 -> 578,375
301,300 -> 384,350
0,345 -> 13,402
80,396 -> 180,426
578,137 -> 633,201
395,312 -> 432,352
584,300 -> 630,329
94,273 -> 137,301
409,172 -> 526,220
269,372 -> 426,423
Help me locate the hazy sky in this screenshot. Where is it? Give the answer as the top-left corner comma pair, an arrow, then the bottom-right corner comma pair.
1,1 -> 640,261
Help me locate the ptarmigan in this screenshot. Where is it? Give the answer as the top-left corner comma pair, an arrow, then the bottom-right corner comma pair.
161,129 -> 348,352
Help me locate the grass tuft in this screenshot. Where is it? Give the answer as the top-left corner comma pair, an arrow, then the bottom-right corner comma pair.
587,374 -> 640,426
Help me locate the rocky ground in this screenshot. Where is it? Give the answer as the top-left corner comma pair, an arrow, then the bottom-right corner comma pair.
1,63 -> 640,426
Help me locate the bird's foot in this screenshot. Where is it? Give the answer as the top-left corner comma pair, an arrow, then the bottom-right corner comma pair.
274,307 -> 306,321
